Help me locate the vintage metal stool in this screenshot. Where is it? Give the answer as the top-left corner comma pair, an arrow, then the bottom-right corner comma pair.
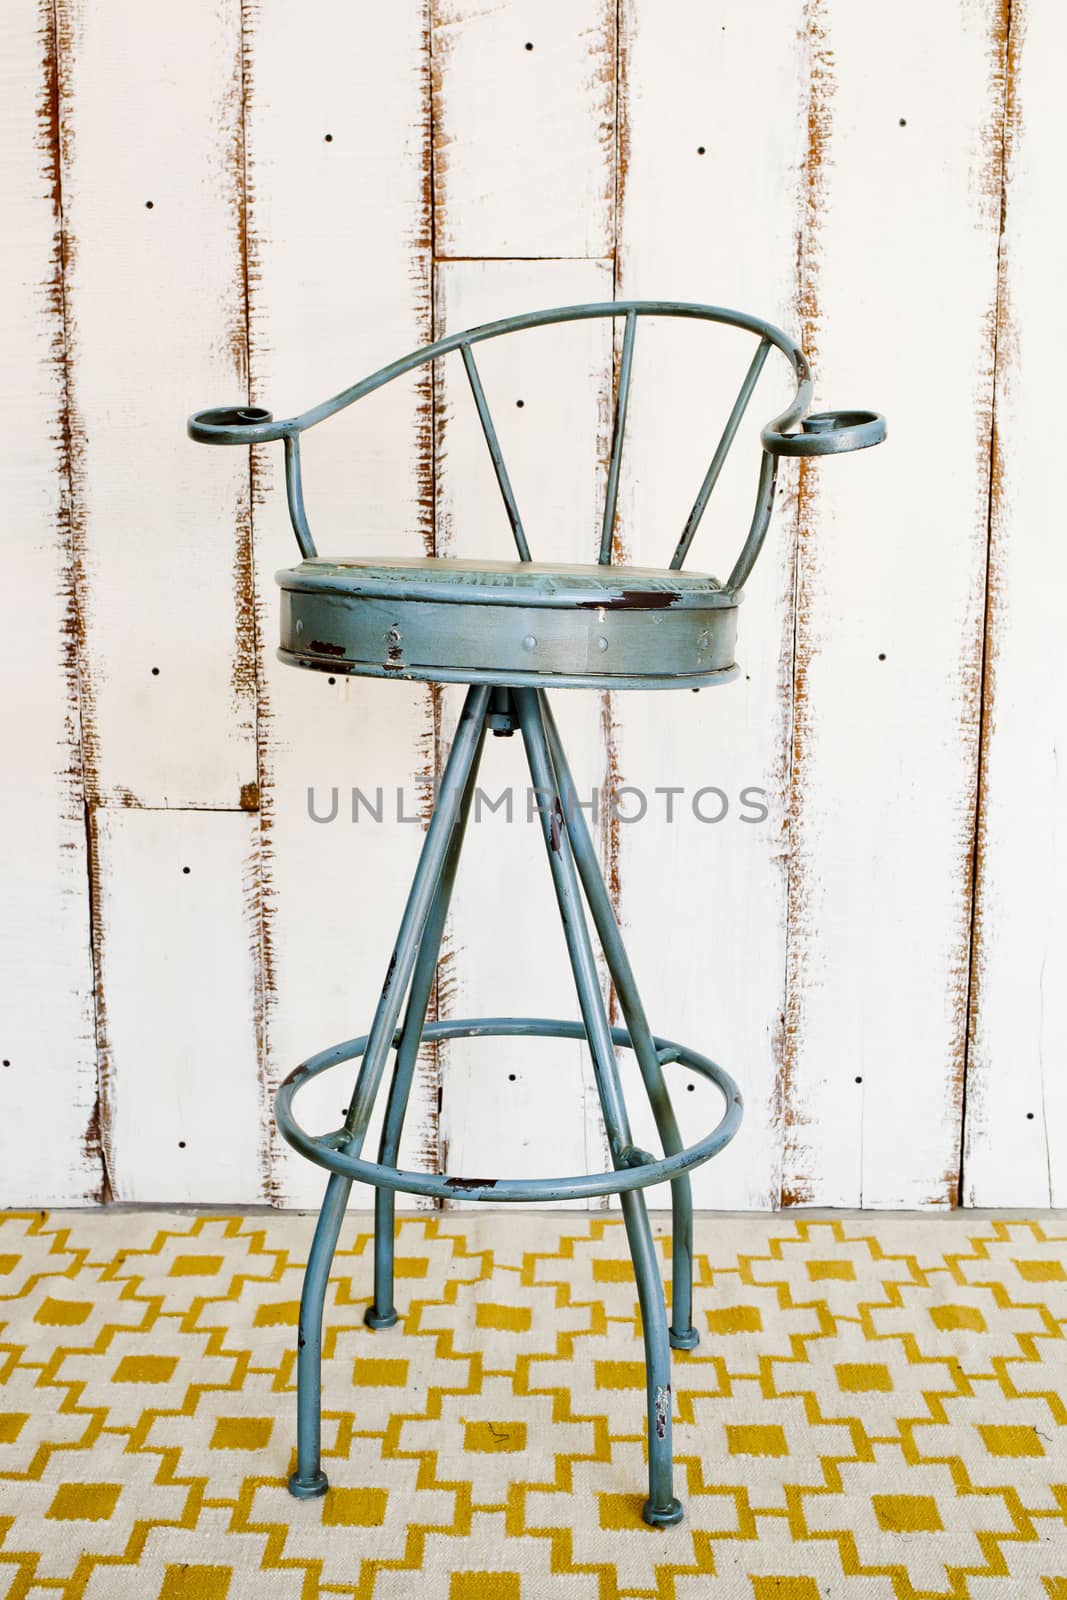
190,301 -> 883,1527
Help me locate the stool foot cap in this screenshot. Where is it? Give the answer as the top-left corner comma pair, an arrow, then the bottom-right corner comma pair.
643,1496 -> 684,1528
669,1326 -> 700,1351
288,1470 -> 328,1500
363,1305 -> 399,1330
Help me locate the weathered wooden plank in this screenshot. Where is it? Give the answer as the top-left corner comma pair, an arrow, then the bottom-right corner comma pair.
965,1 -> 1066,1206
434,258 -> 614,1205
0,0 -> 99,1206
613,0 -> 807,1207
433,0 -> 615,260
92,809 -> 263,1202
244,0 -> 435,1206
55,0 -> 256,809
781,0 -> 1005,1208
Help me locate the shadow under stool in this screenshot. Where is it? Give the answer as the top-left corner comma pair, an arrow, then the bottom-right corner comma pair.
191,299 -> 884,1527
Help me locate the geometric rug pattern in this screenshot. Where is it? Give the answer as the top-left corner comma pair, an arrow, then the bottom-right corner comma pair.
1,1209 -> 1065,1598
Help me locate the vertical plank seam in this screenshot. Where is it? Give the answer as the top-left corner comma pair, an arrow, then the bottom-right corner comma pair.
591,0 -> 627,1206
235,0 -> 273,1205
961,0 -> 1022,1204
424,0 -> 446,1204
604,0 -> 625,983
228,0 -> 258,817
780,0 -> 831,1209
46,0 -> 111,1202
239,0 -> 286,1205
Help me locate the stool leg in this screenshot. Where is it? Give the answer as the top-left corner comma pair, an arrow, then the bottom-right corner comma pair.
287,681 -> 491,1499
365,720 -> 488,1329
289,1170 -> 350,1497
539,695 -> 698,1350
514,687 -> 683,1529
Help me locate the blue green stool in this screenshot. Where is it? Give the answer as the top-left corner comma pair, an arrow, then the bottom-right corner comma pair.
190,300 -> 883,1527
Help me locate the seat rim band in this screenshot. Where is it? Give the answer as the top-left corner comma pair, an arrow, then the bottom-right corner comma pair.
275,1016 -> 743,1203
276,648 -> 741,692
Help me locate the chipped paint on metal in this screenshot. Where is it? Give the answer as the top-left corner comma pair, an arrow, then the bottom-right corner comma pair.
550,796 -> 564,855
655,1383 -> 670,1440
576,589 -> 680,611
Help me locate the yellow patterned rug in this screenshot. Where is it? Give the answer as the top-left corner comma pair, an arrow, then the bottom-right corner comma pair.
1,1209 -> 1066,1599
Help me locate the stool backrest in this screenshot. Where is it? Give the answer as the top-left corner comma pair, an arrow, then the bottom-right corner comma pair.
189,300 -> 884,592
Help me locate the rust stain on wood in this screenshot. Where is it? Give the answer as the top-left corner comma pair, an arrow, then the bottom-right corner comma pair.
417,678 -> 448,1188
596,0 -> 619,250
236,0 -> 281,1207
45,2 -> 96,799
231,490 -> 258,708
241,806 -> 273,1197
223,17 -> 257,836
223,25 -> 250,397
82,803 -> 113,1201
417,3 -> 437,566
959,0 -> 1019,1205
80,1083 -> 106,1197
413,2 -> 443,1195
42,0 -> 111,1199
615,0 -> 631,214
428,1 -> 454,242
604,0 -> 626,1042
600,0 -> 628,1171
780,0 -> 834,1209
599,690 -> 622,1028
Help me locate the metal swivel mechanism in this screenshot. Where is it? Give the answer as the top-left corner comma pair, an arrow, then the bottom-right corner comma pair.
191,299 -> 884,1528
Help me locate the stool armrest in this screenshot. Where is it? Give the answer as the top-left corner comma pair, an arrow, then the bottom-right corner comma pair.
187,405 -> 284,445
761,406 -> 887,457
188,406 -> 318,557
724,408 -> 885,592
722,402 -> 885,592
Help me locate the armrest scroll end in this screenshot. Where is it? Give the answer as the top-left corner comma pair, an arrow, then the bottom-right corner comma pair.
762,408 -> 886,457
188,405 -> 275,445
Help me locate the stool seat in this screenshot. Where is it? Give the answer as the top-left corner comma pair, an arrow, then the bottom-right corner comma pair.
277,554 -> 739,689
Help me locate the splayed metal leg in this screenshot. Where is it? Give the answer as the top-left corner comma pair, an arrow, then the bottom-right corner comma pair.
539,695 -> 698,1349
514,687 -> 683,1527
287,683 -> 490,1497
364,719 -> 487,1329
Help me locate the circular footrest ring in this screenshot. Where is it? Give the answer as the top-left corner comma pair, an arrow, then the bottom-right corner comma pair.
275,1017 -> 742,1204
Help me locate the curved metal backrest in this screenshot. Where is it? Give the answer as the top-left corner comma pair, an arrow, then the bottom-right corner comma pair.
189,300 -> 885,592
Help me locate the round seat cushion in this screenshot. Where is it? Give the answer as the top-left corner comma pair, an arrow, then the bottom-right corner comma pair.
276,556 -> 739,690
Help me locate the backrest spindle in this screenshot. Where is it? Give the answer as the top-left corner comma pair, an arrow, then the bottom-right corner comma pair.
599,308 -> 637,565
669,337 -> 771,572
459,340 -> 532,563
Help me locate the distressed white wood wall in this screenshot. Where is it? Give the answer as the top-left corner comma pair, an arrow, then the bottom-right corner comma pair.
1,0 -> 1057,1210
